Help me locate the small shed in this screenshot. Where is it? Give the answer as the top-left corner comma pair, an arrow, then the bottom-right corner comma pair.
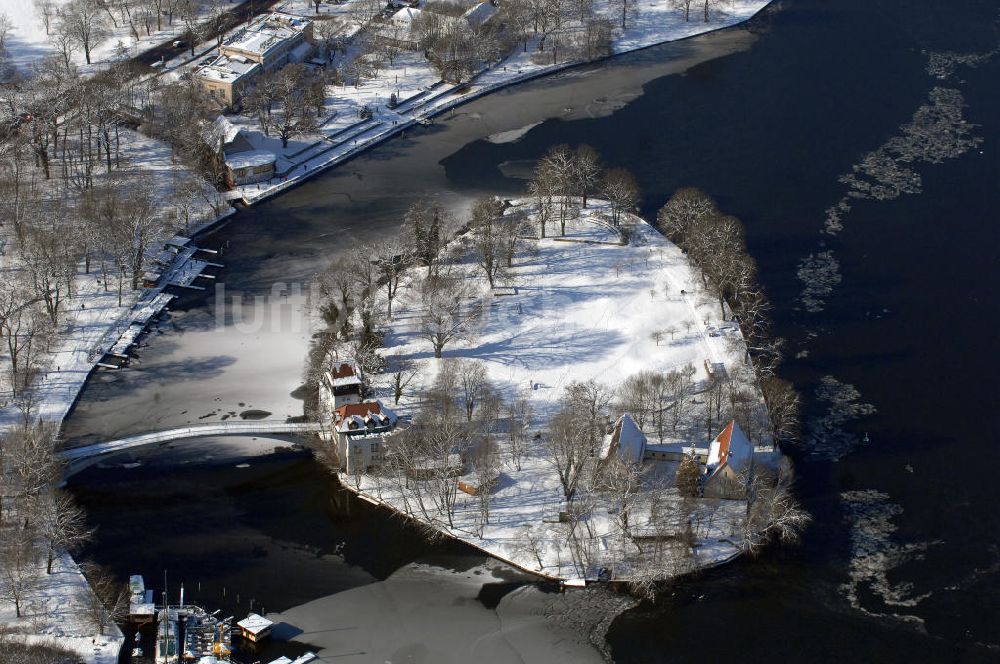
236,613 -> 273,643
226,150 -> 277,185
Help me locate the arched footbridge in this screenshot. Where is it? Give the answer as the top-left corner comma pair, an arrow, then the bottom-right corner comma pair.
61,420 -> 322,475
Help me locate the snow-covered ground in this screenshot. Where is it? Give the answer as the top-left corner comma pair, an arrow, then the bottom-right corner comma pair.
0,551 -> 124,664
352,204 -> 765,580
0,128 -> 229,430
224,0 -> 773,204
1,0 -> 240,77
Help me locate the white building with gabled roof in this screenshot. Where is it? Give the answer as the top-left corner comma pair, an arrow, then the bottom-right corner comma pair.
463,2 -> 497,29
703,420 -> 754,498
599,413 -> 647,464
332,400 -> 399,474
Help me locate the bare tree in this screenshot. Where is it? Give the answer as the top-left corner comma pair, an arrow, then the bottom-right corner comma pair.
370,239 -> 411,320
664,364 -> 696,434
672,0 -> 695,21
472,437 -> 501,533
544,402 -> 594,501
114,183 -> 164,291
469,196 -> 506,288
385,352 -> 419,405
314,17 -> 347,61
505,394 -> 532,471
616,371 -> 655,429
580,16 -> 612,60
600,456 -> 646,550
498,208 -> 531,269
527,165 -> 555,238
655,186 -> 718,250
80,562 -> 129,635
420,417 -> 466,527
571,144 -> 602,207
6,421 -> 62,514
0,524 -> 39,618
609,0 -> 637,30
536,145 -> 575,234
32,490 -> 93,574
271,64 -> 321,148
515,524 -> 546,570
59,0 -> 109,64
0,278 -> 46,398
741,460 -> 810,553
19,225 -> 77,326
34,0 -> 57,36
418,272 -> 482,359
760,375 -> 800,442
456,358 -> 489,422
701,0 -> 723,22
601,167 -> 640,228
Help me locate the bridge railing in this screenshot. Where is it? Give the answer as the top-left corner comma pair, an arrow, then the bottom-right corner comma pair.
62,420 -> 321,460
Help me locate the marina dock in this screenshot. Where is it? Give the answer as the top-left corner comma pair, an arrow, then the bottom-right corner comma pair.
99,239 -> 222,369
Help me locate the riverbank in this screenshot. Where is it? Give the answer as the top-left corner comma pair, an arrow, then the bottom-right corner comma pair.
330,201 -> 779,583
226,0 -> 774,208
0,551 -> 124,664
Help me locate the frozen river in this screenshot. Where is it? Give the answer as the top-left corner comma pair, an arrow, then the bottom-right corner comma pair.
67,0 -> 1000,660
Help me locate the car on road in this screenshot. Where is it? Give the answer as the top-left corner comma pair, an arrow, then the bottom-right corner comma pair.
172,39 -> 186,48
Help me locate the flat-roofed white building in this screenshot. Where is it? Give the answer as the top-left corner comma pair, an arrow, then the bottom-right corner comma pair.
195,12 -> 314,106
197,55 -> 261,106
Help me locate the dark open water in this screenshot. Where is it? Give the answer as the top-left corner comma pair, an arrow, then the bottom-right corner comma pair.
67,0 -> 1000,660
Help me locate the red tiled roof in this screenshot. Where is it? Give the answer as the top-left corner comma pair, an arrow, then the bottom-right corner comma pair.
331,363 -> 356,379
335,401 -> 381,421
715,420 -> 735,466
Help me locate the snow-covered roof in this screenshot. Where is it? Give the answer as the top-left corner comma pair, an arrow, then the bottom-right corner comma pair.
599,414 -> 647,464
226,150 -> 277,171
390,7 -> 423,25
463,2 -> 497,28
236,613 -> 273,634
267,654 -> 317,664
224,12 -> 311,59
324,363 -> 363,388
334,400 -> 397,434
706,420 -> 753,475
212,116 -> 242,146
196,55 -> 261,84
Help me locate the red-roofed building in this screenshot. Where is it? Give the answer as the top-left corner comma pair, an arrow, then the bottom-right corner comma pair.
319,362 -> 364,410
333,400 -> 398,474
703,420 -> 754,499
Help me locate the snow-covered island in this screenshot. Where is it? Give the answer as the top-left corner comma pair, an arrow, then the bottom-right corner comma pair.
312,194 -> 806,588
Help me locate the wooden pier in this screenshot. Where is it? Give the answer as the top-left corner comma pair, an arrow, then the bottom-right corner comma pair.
99,239 -> 222,369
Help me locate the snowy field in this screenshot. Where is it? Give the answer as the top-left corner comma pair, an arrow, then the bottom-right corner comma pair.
1,0 -> 239,77
0,551 -> 124,664
353,204 -> 762,580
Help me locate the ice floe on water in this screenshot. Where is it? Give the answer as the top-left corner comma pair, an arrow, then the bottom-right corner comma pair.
796,251 -> 842,314
485,122 -> 544,144
805,376 -> 876,459
822,85 -> 982,239
925,47 -> 999,80
840,490 -> 936,627
796,85 -> 983,313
